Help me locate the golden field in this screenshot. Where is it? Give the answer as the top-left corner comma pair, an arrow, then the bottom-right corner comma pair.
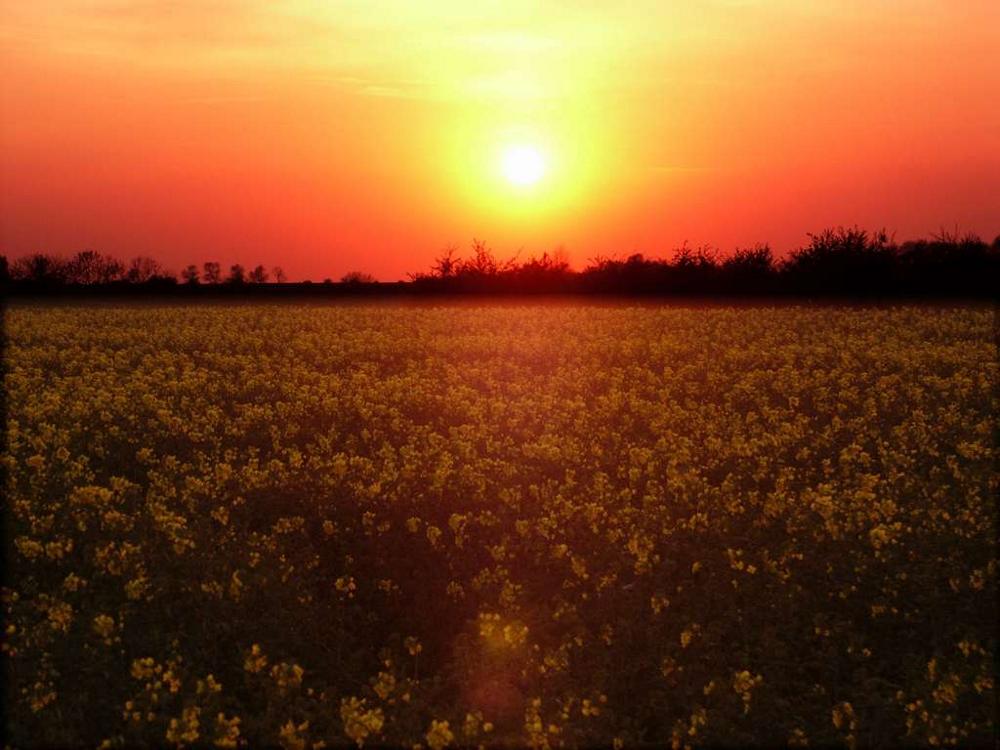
3,304 -> 996,748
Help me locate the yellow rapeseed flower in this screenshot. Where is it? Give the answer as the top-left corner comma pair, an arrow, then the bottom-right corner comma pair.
425,720 -> 454,750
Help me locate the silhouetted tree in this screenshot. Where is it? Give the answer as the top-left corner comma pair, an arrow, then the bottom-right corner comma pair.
4,226 -> 996,298
126,256 -> 165,284
723,245 -> 774,274
431,246 -> 460,278
722,245 -> 775,293
519,250 -> 570,275
783,227 -> 895,295
513,249 -> 574,292
896,229 -> 997,296
580,252 -> 671,293
65,250 -> 124,284
460,239 -> 516,278
11,253 -> 68,284
227,264 -> 246,284
410,241 -> 520,290
672,244 -> 718,269
203,262 -> 222,284
667,245 -> 721,293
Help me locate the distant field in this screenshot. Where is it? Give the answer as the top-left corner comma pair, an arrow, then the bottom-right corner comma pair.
3,304 -> 996,748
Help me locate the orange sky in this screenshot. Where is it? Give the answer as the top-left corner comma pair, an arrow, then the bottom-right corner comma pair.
2,1 -> 998,281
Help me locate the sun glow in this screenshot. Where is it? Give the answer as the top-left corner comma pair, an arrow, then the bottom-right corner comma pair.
440,118 -> 608,226
501,144 -> 547,186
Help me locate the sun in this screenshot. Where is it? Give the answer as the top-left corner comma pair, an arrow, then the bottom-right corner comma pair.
500,144 -> 546,186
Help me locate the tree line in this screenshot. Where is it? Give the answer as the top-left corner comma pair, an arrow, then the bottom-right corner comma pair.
2,227 -> 997,297
411,228 -> 998,297
0,252 -> 286,287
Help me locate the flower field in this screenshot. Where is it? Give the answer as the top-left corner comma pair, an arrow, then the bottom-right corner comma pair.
3,303 -> 996,748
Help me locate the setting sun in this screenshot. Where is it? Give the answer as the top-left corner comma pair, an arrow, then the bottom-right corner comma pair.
501,145 -> 547,187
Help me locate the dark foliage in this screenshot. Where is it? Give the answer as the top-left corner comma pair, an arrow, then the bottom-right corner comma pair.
406,228 -> 995,298
3,227 -> 997,298
66,250 -> 125,284
227,264 -> 246,284
9,253 -> 69,285
203,262 -> 222,284
782,228 -> 896,295
894,230 -> 999,297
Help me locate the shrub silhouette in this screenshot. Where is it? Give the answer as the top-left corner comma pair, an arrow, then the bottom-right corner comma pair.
782,227 -> 896,295
721,245 -> 776,293
896,229 -> 997,296
581,253 -> 667,294
510,250 -> 573,293
413,241 -> 578,294
341,271 -> 378,284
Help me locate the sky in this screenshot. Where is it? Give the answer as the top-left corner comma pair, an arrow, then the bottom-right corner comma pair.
2,0 -> 998,281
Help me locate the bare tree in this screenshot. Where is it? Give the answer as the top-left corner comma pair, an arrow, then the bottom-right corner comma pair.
462,239 -> 516,277
522,250 -> 571,274
181,265 -> 200,284
126,256 -> 165,283
431,246 -> 460,278
227,264 -> 246,284
203,262 -> 222,284
272,266 -> 287,283
248,265 -> 269,283
66,250 -> 124,284
11,253 -> 69,283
